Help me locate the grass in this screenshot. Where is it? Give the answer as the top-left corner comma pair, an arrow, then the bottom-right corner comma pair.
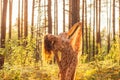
0,64 -> 59,80
0,38 -> 120,80
0,57 -> 120,80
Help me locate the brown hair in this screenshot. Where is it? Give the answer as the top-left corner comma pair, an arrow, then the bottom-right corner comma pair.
44,35 -> 53,54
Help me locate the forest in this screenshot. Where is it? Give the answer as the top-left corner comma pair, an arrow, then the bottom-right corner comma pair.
0,0 -> 120,80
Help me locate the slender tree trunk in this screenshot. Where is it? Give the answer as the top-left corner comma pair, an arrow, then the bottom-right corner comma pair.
37,0 -> 41,35
54,0 -> 58,35
44,0 -> 46,34
98,0 -> 101,47
48,0 -> 52,34
31,0 -> 35,38
54,0 -> 55,34
69,0 -> 72,29
1,0 -> 8,48
24,0 -> 28,38
109,0 -> 111,52
35,0 -> 41,63
21,0 -> 23,38
85,0 -> 88,54
93,0 -> 95,56
112,0 -> 115,41
96,0 -> 101,54
107,0 -> 110,53
0,54 -> 4,69
23,0 -> 28,64
0,0 -> 2,47
96,0 -> 98,54
0,0 -> 1,26
18,0 -> 20,40
9,0 -> 12,39
82,0 -> 84,54
119,0 -> 120,48
89,1 -> 92,57
63,0 -> 65,32
53,0 -> 58,63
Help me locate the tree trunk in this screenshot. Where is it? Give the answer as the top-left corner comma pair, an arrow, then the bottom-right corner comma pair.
54,0 -> 58,35
31,0 -> 35,39
112,0 -> 115,41
1,0 -> 8,48
93,0 -> 95,56
35,0 -> 41,63
96,0 -> 101,54
44,0 -> 47,34
63,0 -> 65,32
18,0 -> 20,40
0,54 -> 4,69
0,0 -> 2,47
99,0 -> 101,47
48,0 -> 52,34
72,0 -> 80,26
89,0 -> 92,58
21,0 -> 23,38
69,0 -> 72,29
119,0 -> 120,49
96,0 -> 98,54
9,0 -> 13,39
24,0 -> 28,38
85,0 -> 88,54
82,0 -> 84,54
107,0 -> 111,53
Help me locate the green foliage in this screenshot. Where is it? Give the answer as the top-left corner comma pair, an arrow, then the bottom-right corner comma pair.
105,40 -> 120,64
0,36 -> 120,80
75,40 -> 120,80
0,38 -> 37,66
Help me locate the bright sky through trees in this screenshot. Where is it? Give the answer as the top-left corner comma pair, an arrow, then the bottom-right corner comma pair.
5,0 -> 120,33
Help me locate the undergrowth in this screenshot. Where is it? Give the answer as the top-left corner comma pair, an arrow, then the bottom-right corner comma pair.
0,38 -> 120,80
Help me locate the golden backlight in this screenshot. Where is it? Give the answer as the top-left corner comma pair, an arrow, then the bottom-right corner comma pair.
3,0 -> 120,33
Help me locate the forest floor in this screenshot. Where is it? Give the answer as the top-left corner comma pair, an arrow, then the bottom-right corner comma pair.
0,59 -> 120,80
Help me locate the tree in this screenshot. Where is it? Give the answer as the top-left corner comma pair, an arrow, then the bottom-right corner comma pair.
89,1 -> 92,57
44,0 -> 47,34
24,0 -> 28,38
9,0 -> 12,39
0,54 -> 4,69
63,0 -> 65,32
93,0 -> 96,56
35,0 -> 41,63
71,0 -> 80,27
31,0 -> 35,38
54,0 -> 58,35
107,0 -> 111,53
98,0 -> 101,47
119,0 -> 120,47
69,0 -> 72,28
112,0 -> 115,41
48,0 -> 52,34
1,0 -> 8,48
85,0 -> 88,54
82,0 -> 85,54
96,0 -> 101,54
0,0 -> 1,26
18,0 -> 20,40
69,0 -> 80,28
21,0 -> 23,38
0,0 -> 2,47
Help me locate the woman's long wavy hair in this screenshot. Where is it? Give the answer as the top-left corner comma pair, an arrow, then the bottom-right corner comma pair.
43,34 -> 56,61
